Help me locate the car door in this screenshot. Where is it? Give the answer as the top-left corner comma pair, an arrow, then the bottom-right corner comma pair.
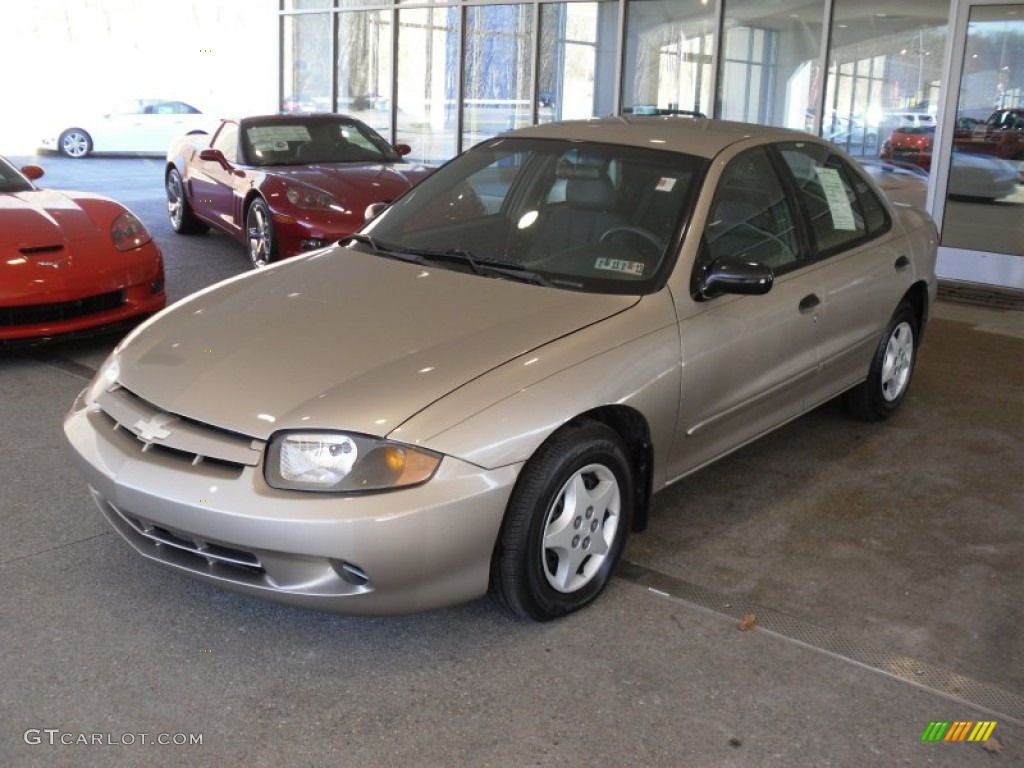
190,122 -> 243,236
667,145 -> 821,480
137,101 -> 196,152
775,142 -> 911,408
94,102 -> 149,151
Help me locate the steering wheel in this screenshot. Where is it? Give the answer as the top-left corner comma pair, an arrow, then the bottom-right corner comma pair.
599,225 -> 662,251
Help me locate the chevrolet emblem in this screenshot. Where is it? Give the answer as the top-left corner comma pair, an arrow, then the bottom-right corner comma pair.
133,412 -> 176,442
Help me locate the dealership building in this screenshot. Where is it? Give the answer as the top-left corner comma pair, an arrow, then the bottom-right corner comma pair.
279,0 -> 1022,290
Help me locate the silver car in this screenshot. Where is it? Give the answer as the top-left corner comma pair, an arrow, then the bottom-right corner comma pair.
64,117 -> 938,620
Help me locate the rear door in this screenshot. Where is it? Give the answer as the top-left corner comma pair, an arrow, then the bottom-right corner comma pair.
774,142 -> 911,409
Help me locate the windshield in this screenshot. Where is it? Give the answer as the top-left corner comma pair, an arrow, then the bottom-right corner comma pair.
0,157 -> 33,193
359,137 -> 705,294
240,117 -> 400,167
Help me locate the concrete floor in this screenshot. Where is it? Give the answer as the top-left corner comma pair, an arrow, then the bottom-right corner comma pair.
1,156 -> 1022,766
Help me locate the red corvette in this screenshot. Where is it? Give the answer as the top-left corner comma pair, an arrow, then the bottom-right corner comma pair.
1,156 -> 165,345
165,114 -> 432,268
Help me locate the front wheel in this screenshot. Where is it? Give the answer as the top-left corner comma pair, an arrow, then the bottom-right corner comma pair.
844,301 -> 919,420
246,198 -> 277,269
59,128 -> 92,159
166,168 -> 208,235
492,422 -> 633,621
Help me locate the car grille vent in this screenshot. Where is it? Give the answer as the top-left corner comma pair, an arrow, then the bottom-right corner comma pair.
122,511 -> 266,575
19,244 -> 65,255
0,290 -> 125,328
94,386 -> 262,473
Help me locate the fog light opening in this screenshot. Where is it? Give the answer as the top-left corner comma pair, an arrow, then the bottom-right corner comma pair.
332,559 -> 369,586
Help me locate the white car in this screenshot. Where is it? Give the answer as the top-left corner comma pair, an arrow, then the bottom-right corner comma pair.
861,153 -> 1019,207
40,99 -> 216,158
948,152 -> 1020,200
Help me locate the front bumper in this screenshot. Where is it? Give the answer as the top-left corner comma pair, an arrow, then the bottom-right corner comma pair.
64,388 -> 519,615
0,243 -> 165,344
272,211 -> 359,258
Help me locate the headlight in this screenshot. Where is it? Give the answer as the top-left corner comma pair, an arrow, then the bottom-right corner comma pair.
83,352 -> 120,406
265,431 -> 441,493
285,186 -> 340,211
111,211 -> 152,251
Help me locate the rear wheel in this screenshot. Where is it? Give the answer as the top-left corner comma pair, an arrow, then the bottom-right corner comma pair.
492,422 -> 633,621
844,301 -> 918,420
166,168 -> 208,235
59,128 -> 92,159
246,198 -> 277,269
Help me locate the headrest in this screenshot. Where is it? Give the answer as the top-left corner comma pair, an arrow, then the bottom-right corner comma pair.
565,173 -> 616,209
556,164 -> 601,181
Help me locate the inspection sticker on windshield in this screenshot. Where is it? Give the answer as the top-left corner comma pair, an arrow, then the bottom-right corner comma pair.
655,177 -> 677,192
595,257 -> 645,275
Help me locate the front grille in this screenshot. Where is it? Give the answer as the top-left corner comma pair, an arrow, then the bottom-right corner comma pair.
94,385 -> 262,473
93,493 -> 374,598
121,511 -> 265,575
0,290 -> 125,328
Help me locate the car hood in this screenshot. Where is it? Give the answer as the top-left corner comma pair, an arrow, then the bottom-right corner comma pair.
116,248 -> 638,441
268,163 -> 431,202
0,189 -> 103,247
889,133 -> 932,149
0,190 -> 112,299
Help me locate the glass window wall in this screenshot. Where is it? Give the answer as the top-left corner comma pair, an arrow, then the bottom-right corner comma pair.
281,12 -> 334,114
623,0 -> 716,116
538,2 -> 618,122
462,5 -> 535,149
338,10 -> 392,136
719,0 -> 824,129
397,7 -> 459,164
826,1 -> 947,161
940,4 -> 1024,257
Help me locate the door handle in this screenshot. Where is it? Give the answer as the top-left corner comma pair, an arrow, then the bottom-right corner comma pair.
895,255 -> 911,271
798,294 -> 821,313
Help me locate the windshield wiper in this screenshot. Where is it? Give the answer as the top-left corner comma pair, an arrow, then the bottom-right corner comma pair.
398,247 -> 552,286
344,238 -> 550,286
343,233 -> 426,265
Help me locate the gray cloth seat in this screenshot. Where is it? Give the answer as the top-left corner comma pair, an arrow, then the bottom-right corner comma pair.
532,166 -> 626,258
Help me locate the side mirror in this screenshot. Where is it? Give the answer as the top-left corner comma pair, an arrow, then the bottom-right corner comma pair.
199,148 -> 230,168
364,201 -> 389,221
699,260 -> 773,299
394,143 -> 412,157
20,165 -> 45,181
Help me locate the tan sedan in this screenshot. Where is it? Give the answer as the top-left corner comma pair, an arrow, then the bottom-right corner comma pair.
64,117 -> 938,620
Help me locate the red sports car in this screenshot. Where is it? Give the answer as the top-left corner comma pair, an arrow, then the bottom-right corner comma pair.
1,156 -> 165,345
165,114 -> 432,268
880,125 -> 935,170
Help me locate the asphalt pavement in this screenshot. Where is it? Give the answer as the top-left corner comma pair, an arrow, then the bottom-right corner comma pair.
1,152 -> 1021,767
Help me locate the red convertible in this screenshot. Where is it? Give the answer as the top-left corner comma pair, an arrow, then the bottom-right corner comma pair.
1,156 -> 165,345
165,114 -> 431,268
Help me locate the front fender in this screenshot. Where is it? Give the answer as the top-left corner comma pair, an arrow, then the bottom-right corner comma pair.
390,291 -> 681,489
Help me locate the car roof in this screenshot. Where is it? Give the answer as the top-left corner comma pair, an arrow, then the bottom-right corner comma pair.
238,113 -> 362,125
500,116 -> 818,159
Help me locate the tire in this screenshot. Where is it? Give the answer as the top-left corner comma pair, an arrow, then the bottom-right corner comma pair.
246,198 -> 277,269
844,301 -> 919,420
166,168 -> 209,235
59,128 -> 92,159
492,421 -> 634,621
